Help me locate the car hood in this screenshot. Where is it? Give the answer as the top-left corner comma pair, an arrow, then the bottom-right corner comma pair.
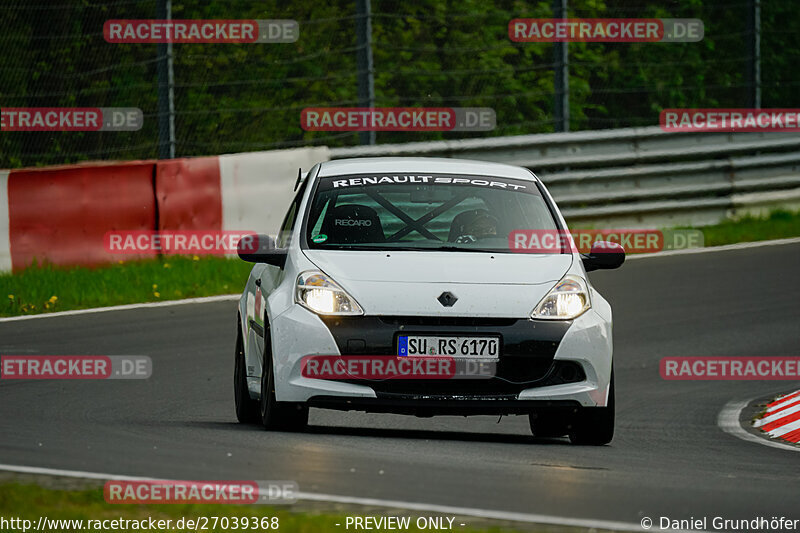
302,250 -> 573,317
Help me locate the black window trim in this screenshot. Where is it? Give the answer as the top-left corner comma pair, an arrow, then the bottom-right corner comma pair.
277,168 -> 312,248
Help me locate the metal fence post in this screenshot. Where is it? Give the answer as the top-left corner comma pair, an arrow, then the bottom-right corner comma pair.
553,0 -> 569,132
356,0 -> 376,145
157,0 -> 176,158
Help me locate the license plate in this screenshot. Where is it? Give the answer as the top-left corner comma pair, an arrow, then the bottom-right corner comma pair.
398,335 -> 499,359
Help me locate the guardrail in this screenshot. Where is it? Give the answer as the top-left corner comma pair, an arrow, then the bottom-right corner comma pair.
330,126 -> 800,227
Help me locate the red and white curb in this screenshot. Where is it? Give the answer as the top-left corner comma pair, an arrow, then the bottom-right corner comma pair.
753,389 -> 800,443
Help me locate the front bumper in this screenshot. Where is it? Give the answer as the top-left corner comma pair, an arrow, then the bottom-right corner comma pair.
265,304 -> 613,411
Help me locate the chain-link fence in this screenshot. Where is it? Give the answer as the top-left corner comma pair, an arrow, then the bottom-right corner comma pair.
1,0 -> 798,168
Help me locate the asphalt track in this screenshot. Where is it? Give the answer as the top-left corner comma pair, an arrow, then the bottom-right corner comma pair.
1,242 -> 799,527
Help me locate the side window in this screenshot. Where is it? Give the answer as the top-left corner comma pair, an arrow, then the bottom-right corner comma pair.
277,179 -> 308,248
277,203 -> 298,248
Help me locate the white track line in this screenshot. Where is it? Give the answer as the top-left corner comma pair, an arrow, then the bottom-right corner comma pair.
290,491 -> 670,532
0,294 -> 239,323
0,463 -> 156,481
0,463 -> 662,532
2,236 -> 799,323
626,236 -> 800,261
718,399 -> 800,452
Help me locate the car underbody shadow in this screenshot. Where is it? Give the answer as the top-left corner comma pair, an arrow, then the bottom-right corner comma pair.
304,423 -> 572,445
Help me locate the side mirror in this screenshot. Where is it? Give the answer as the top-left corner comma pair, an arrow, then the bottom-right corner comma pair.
237,234 -> 287,268
581,241 -> 625,272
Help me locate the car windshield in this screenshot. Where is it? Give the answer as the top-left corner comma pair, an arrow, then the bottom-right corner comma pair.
305,173 -> 559,253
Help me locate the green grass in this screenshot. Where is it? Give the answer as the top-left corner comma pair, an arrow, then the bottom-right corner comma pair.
1,256 -> 252,317
0,482 -> 524,533
684,209 -> 800,247
2,209 -> 799,318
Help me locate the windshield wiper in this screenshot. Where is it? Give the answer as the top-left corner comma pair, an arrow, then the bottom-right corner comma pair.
388,245 -> 502,253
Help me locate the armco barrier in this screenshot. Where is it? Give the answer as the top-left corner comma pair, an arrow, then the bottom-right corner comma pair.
5,161 -> 157,271
329,127 -> 800,228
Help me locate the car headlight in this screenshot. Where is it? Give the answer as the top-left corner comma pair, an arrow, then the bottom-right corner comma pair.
295,271 -> 363,316
531,275 -> 591,320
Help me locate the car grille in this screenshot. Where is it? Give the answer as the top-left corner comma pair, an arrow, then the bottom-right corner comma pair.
378,316 -> 517,327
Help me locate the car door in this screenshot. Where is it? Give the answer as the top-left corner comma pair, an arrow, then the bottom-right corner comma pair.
246,178 -> 308,378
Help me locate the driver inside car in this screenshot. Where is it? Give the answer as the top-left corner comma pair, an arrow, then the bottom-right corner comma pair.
454,210 -> 498,243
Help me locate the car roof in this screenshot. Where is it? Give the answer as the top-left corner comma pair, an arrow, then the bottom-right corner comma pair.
316,157 -> 538,182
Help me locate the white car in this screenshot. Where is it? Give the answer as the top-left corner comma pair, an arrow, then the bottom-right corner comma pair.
233,157 -> 624,445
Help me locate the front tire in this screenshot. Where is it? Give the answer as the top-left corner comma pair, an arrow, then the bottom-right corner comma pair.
259,322 -> 308,431
234,322 -> 259,423
569,371 -> 615,445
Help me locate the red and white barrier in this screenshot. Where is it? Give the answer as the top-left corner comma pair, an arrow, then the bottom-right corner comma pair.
0,147 -> 330,272
0,170 -> 10,271
754,389 -> 800,443
4,162 -> 157,271
156,156 -> 222,232
218,147 -> 329,234
154,146 -> 330,234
